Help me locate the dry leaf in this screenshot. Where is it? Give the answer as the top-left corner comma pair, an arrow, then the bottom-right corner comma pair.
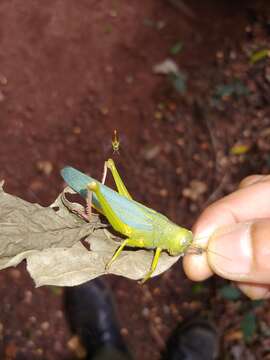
0,184 -> 181,286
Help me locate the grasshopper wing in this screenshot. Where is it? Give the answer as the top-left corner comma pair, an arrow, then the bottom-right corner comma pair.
61,166 -> 162,232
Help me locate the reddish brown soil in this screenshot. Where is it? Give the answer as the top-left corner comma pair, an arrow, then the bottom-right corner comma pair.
1,1 -> 270,359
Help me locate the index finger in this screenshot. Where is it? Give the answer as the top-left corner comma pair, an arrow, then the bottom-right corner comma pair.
183,177 -> 270,281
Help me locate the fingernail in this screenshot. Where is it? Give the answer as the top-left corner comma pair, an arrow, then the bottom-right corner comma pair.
208,223 -> 253,278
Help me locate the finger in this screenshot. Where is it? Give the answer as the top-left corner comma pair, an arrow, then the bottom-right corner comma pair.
183,251 -> 213,281
208,219 -> 270,284
184,178 -> 270,281
239,175 -> 270,189
237,282 -> 270,300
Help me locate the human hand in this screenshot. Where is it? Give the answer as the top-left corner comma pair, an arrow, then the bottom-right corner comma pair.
183,175 -> 270,299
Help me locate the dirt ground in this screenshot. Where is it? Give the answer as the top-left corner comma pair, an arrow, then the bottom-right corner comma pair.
1,0 -> 270,359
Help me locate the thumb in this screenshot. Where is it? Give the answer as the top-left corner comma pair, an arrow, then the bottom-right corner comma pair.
207,219 -> 270,284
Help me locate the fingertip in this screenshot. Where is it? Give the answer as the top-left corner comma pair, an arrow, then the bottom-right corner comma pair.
183,252 -> 214,281
239,175 -> 266,189
237,282 -> 270,300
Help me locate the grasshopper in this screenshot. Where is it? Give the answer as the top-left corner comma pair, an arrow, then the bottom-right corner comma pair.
61,159 -> 193,283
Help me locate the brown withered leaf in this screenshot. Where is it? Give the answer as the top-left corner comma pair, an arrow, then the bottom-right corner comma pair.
0,183 -> 181,286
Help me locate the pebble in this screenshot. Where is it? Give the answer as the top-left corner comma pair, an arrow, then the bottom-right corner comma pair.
0,73 -> 7,85
67,336 -> 87,358
159,188 -> 168,197
143,145 -> 161,161
55,310 -> 63,319
216,51 -> 224,60
40,321 -> 50,331
100,106 -> 109,115
0,90 -> 5,103
142,307 -> 150,318
73,126 -> 81,135
176,138 -> 184,147
36,160 -> 53,175
154,111 -> 163,120
153,287 -> 161,296
163,305 -> 170,315
265,66 -> 270,83
120,327 -> 129,336
35,348 -> 44,356
23,290 -> 33,304
182,180 -> 207,201
54,341 -> 63,352
109,9 -> 117,17
26,340 -> 35,348
154,316 -> 162,325
29,316 -> 37,324
125,75 -> 134,84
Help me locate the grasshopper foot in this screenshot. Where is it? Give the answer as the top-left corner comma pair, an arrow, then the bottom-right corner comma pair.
139,270 -> 153,285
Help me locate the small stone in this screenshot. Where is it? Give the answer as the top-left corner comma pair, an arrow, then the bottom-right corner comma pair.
229,51 -> 237,60
167,102 -> 176,112
105,65 -> 113,73
176,138 -> 184,147
163,305 -> 170,315
40,321 -> 50,331
67,335 -> 87,359
23,290 -> 33,304
0,322 -> 4,336
153,287 -> 161,296
189,203 -> 198,212
54,341 -> 63,352
159,189 -> 168,197
29,316 -> 37,324
100,106 -> 109,115
120,327 -> 129,336
55,310 -> 63,318
143,145 -> 161,161
176,167 -> 182,175
154,317 -> 162,325
0,73 -> 7,85
36,160 -> 53,175
154,111 -> 163,120
142,307 -> 150,318
265,66 -> 270,83
26,340 -> 35,348
109,9 -> 117,17
125,75 -> 134,84
216,51 -> 224,60
73,126 -> 81,135
65,97 -> 75,108
35,348 -> 43,356
0,90 -> 5,102
5,342 -> 17,357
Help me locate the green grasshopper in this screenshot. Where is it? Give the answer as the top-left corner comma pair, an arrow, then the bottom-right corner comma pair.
61,159 -> 193,283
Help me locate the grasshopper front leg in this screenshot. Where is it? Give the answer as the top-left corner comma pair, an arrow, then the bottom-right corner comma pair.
140,247 -> 162,284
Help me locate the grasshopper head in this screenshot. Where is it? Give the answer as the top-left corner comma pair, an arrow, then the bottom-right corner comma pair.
169,227 -> 193,256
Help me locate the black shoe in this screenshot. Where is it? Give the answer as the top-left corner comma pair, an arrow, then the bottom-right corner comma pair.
64,279 -> 132,360
162,320 -> 219,360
